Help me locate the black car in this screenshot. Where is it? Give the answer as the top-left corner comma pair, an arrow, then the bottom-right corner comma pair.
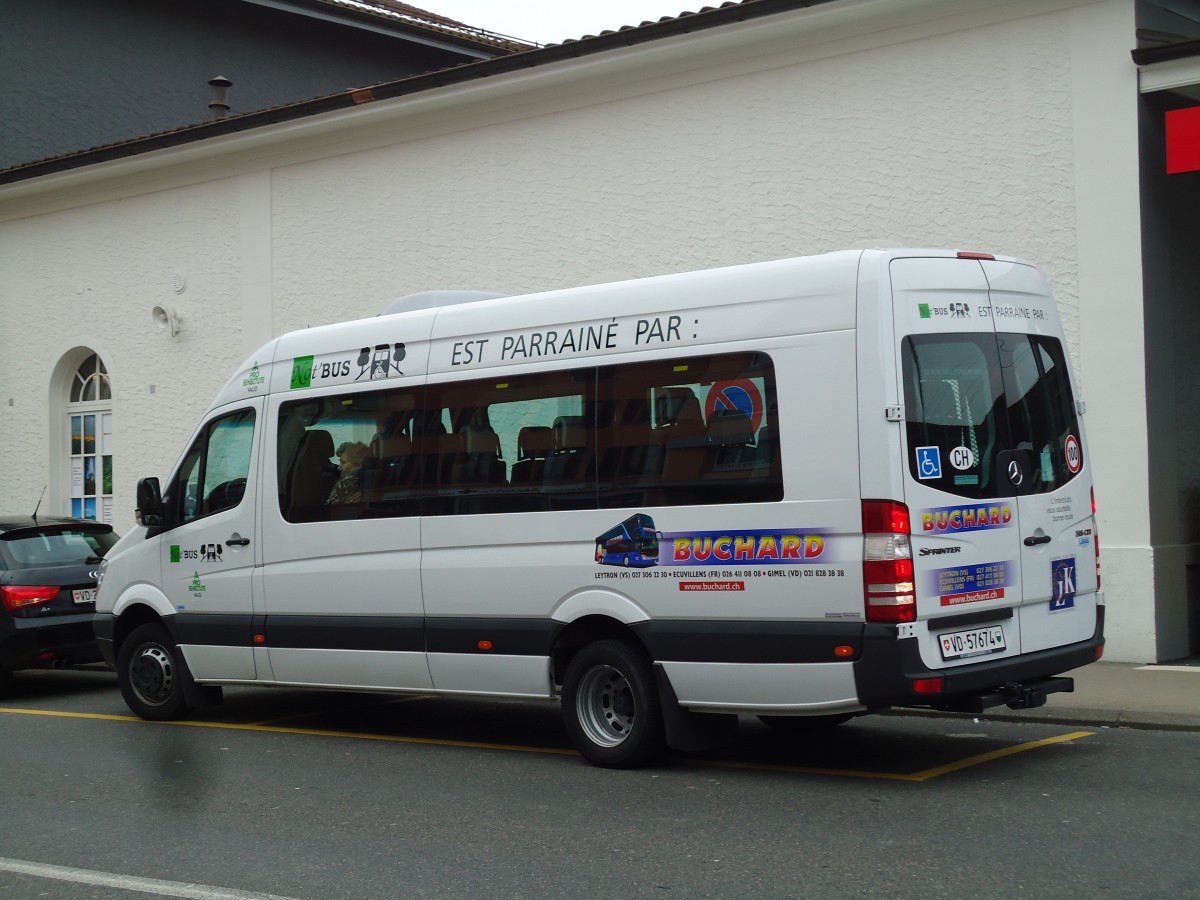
0,516 -> 118,690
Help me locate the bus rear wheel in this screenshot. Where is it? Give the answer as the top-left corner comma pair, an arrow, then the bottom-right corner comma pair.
562,640 -> 665,768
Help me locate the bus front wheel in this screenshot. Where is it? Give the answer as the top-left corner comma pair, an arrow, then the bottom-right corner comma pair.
562,640 -> 665,768
117,622 -> 193,721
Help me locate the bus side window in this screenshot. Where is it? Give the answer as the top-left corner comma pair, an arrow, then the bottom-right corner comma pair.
424,369 -> 590,514
598,352 -> 782,508
277,387 -> 418,522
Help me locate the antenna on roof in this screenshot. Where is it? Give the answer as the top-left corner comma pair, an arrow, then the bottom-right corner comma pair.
32,486 -> 46,523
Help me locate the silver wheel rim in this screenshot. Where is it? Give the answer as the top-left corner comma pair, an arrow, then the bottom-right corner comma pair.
130,644 -> 175,706
576,663 -> 636,748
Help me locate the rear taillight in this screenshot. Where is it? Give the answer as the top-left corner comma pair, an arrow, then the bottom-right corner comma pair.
1,585 -> 59,612
1092,487 -> 1101,589
863,500 -> 915,623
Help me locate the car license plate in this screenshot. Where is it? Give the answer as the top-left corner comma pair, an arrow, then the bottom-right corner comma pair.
72,588 -> 97,604
939,624 -> 1006,661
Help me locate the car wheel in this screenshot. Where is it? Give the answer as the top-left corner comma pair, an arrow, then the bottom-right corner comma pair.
757,713 -> 854,736
117,622 -> 193,720
562,639 -> 665,768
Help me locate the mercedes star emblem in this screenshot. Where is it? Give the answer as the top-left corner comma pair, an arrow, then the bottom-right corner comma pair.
1008,460 -> 1024,486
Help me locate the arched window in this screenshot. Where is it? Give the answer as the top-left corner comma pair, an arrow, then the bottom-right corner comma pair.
67,354 -> 113,522
71,353 -> 111,403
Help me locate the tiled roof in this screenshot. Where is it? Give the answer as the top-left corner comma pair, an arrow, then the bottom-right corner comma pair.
1,0 -> 837,185
306,0 -> 535,51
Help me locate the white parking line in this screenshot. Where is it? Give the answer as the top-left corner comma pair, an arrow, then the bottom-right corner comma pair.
0,857 -> 300,900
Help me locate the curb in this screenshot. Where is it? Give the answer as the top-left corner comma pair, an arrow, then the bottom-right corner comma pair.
883,706 -> 1200,733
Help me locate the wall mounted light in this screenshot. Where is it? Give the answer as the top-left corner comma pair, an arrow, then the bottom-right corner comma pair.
151,305 -> 182,337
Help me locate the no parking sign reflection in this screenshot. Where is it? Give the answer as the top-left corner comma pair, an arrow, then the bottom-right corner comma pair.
705,379 -> 764,432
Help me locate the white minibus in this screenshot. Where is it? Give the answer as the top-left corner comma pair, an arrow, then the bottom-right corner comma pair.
95,249 -> 1104,767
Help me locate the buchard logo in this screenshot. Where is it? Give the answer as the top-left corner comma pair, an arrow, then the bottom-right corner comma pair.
189,571 -> 207,594
242,361 -> 266,389
170,544 -> 181,563
919,303 -> 931,319
291,355 -> 314,389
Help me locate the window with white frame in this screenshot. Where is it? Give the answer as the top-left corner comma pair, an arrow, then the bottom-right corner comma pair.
67,354 -> 113,523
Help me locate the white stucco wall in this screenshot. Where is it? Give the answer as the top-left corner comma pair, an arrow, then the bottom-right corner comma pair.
0,0 -> 1159,658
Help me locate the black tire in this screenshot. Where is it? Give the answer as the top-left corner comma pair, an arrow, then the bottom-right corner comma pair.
0,667 -> 12,695
561,639 -> 665,768
757,713 -> 854,737
117,622 -> 193,720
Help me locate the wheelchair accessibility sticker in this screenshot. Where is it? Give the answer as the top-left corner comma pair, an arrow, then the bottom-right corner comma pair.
916,446 -> 942,480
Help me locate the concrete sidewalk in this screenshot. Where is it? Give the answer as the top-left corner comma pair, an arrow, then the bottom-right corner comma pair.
958,659 -> 1200,731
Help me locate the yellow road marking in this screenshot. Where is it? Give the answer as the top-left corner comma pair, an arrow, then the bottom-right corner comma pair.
689,730 -> 1093,781
0,707 -> 1092,777
0,706 -> 576,757
903,730 -> 1094,781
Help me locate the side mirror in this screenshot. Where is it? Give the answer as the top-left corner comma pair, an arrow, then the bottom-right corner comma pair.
136,477 -> 164,526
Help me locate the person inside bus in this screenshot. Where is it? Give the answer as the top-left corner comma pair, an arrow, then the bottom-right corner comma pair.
327,441 -> 371,505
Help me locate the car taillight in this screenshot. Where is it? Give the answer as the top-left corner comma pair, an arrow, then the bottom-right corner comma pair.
1,585 -> 59,611
1092,487 -> 1101,589
863,500 -> 915,623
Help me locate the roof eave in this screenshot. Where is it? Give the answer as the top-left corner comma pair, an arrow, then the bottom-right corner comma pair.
0,0 -> 834,187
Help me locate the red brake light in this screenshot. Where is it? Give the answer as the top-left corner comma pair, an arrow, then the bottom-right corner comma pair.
1092,487 -> 1101,589
956,251 -> 995,260
1,585 -> 59,611
862,500 -> 910,534
862,500 -> 915,623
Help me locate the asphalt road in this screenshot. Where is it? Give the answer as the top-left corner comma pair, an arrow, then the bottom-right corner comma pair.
1,668 -> 1197,899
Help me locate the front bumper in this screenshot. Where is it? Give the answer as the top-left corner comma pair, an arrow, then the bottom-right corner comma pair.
92,613 -> 117,667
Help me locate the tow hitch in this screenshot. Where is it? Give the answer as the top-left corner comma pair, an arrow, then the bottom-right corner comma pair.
936,676 -> 1075,714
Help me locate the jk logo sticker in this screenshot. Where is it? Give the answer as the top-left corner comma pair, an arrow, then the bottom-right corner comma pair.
1050,557 -> 1077,611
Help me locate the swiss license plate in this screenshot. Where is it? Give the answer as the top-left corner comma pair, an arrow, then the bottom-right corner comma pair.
72,588 -> 97,604
939,625 -> 1006,661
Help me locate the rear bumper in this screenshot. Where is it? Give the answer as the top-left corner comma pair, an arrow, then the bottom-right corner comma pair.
853,606 -> 1105,712
0,611 -> 104,671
